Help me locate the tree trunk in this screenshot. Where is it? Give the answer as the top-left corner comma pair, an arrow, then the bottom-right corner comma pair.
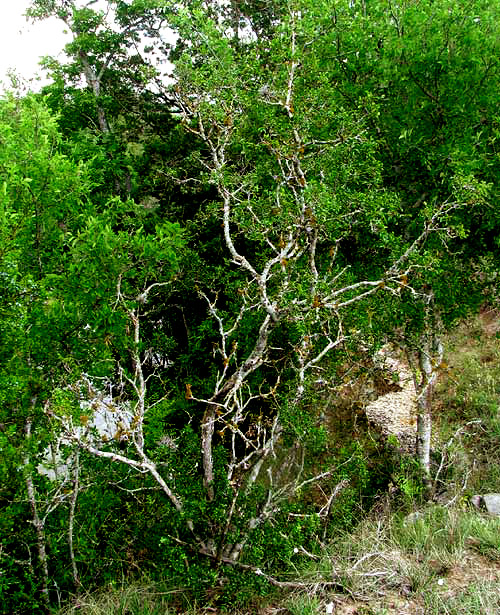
25,420 -> 50,611
68,451 -> 81,590
78,51 -> 110,135
415,382 -> 432,489
414,330 -> 443,494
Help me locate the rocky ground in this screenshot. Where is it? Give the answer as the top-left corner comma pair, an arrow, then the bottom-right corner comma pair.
363,346 -> 418,452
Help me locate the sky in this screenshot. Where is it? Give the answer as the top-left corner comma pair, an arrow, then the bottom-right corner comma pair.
0,1 -> 173,93
0,1 -> 71,91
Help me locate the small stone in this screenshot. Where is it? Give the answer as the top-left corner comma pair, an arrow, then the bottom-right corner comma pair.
471,495 -> 483,509
482,494 -> 500,516
404,511 -> 423,524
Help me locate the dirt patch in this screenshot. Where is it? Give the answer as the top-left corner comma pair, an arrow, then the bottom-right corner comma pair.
326,551 -> 500,615
444,551 -> 500,592
479,306 -> 500,337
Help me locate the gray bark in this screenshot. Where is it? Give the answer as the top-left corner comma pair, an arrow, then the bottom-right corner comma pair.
25,420 -> 50,610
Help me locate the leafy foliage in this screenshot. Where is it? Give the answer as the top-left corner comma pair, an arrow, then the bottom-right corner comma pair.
1,0 -> 499,611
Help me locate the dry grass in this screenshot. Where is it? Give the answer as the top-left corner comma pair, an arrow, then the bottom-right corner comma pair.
284,505 -> 500,615
58,581 -> 184,615
433,310 -> 500,496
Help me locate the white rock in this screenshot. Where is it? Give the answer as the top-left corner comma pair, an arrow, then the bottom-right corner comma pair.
482,494 -> 500,516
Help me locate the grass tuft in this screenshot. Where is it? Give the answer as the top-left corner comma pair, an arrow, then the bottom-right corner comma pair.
59,581 -> 184,615
288,505 -> 500,614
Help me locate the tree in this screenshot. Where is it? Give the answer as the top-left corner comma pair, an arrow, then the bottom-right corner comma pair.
37,1 -> 478,583
0,92 -> 183,611
309,0 -> 499,483
5,1 -> 499,608
0,93 -> 94,611
28,0 -> 178,199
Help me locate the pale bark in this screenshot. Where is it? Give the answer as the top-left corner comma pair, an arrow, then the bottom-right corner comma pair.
171,5 -> 455,556
200,313 -> 274,500
416,403 -> 432,482
414,332 -> 443,490
25,420 -> 50,610
401,299 -> 443,493
54,295 -> 203,544
68,451 -> 81,589
78,51 -> 110,134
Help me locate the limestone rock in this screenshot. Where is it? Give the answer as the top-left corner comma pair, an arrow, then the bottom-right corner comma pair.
482,494 -> 500,516
364,345 -> 417,451
471,493 -> 500,516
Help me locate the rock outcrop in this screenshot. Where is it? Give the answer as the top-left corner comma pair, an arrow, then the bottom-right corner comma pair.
364,346 -> 417,451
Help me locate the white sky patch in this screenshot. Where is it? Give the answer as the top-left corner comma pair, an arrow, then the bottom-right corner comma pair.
0,0 -> 71,91
0,1 -> 176,93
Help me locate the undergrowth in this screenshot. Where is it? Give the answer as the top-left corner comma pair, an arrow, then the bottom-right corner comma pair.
60,507 -> 500,615
434,311 -> 500,496
57,313 -> 500,615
